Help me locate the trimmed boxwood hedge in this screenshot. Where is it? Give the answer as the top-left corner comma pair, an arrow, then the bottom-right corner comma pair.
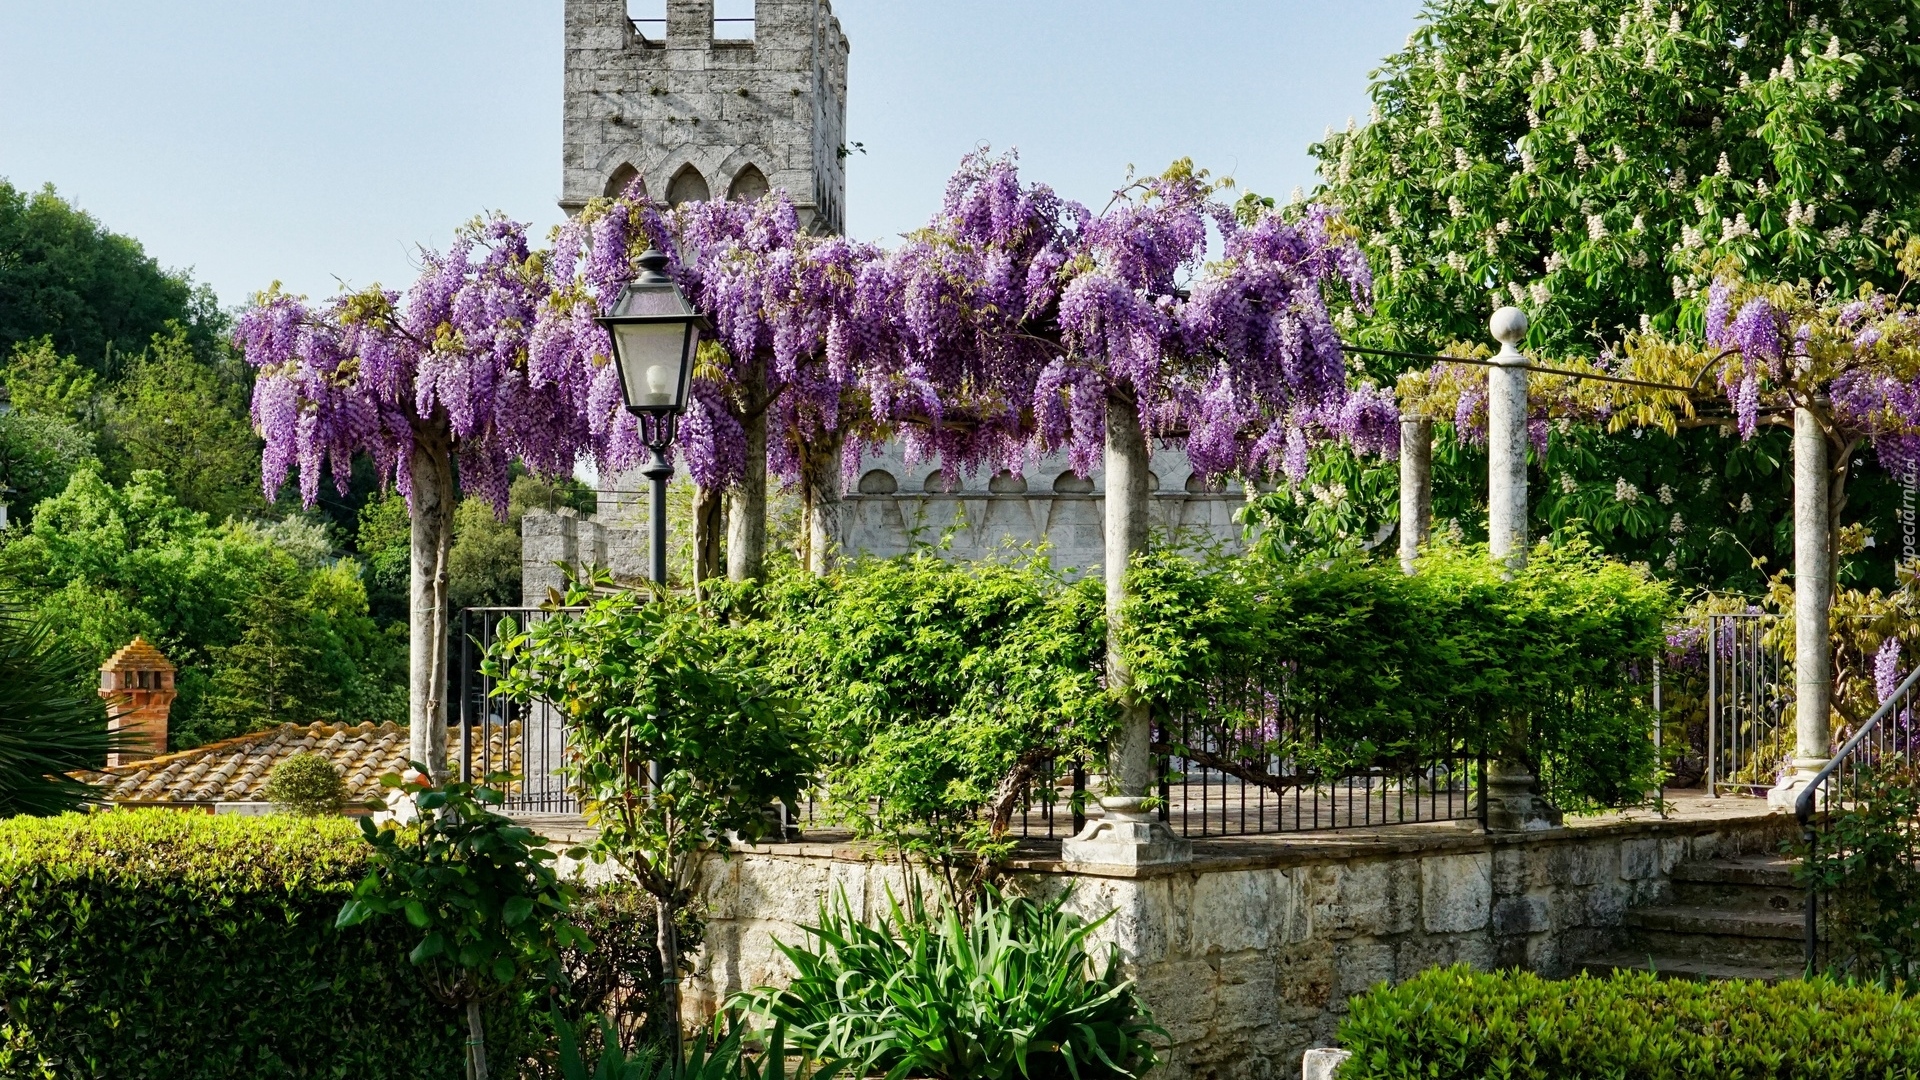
0,809 -> 537,1079
1339,965 -> 1920,1078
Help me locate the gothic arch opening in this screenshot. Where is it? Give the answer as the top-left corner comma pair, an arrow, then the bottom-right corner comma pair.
604,163 -> 641,199
729,164 -> 770,202
666,164 -> 711,207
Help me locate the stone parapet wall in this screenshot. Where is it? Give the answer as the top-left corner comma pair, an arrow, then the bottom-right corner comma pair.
682,802 -> 1791,1080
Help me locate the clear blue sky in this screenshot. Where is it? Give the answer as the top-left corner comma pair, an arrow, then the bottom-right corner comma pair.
0,1 -> 1425,308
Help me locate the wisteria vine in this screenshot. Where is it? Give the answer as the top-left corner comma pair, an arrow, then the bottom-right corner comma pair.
235,152 -> 1398,519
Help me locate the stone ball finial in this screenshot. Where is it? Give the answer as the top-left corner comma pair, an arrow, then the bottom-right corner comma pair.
1490,306 -> 1530,346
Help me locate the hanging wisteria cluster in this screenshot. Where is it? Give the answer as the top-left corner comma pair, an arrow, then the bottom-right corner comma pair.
237,214 -> 593,514
236,152 -> 1397,514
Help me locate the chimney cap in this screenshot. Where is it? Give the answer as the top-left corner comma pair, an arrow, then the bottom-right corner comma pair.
101,637 -> 176,675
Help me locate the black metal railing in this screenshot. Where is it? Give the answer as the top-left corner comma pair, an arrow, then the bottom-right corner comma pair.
455,608 -> 1666,841
1706,612 -> 1792,796
1796,660 -> 1920,973
1153,685 -> 1486,835
455,607 -> 580,813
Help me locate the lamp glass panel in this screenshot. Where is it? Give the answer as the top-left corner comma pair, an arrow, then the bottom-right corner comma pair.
615,322 -> 689,410
616,281 -> 693,318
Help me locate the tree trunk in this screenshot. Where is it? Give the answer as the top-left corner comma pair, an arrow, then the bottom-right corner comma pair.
409,418 -> 455,781
802,428 -> 845,575
464,997 -> 489,1080
654,894 -> 683,1058
691,483 -> 725,600
727,359 -> 767,583
1103,393 -> 1152,802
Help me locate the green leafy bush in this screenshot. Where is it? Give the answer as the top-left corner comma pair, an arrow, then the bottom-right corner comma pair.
262,750 -> 347,815
736,888 -> 1161,1080
1800,760 -> 1920,984
722,540 -> 1668,864
1338,965 -> 1920,1078
0,809 -> 538,1079
714,553 -> 1109,872
1123,541 -> 1671,812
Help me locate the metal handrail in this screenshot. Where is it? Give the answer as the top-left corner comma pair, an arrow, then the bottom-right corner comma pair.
1793,658 -> 1920,970
1794,660 -> 1920,824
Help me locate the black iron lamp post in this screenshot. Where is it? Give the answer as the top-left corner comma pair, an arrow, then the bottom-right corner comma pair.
596,248 -> 709,586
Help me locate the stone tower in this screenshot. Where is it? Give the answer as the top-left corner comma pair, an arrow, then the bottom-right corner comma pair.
561,0 -> 849,233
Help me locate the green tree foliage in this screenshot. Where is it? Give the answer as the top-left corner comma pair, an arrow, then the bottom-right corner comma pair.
487,578 -> 815,1037
1124,543 -> 1671,811
205,551 -> 342,740
448,474 -> 598,611
0,408 -> 95,523
3,337 -> 101,424
357,489 -> 413,623
102,325 -> 263,522
1318,0 -> 1920,352
719,554 -> 1110,884
0,598 -> 118,815
338,774 -> 588,1080
0,469 -> 404,749
0,180 -> 223,377
1313,0 -> 1920,591
1338,965 -> 1920,1077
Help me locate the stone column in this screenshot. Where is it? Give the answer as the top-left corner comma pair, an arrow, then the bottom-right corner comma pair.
1771,405 -> 1834,808
1480,306 -> 1558,831
1062,394 -> 1190,867
1486,307 -> 1530,569
1398,415 -> 1433,574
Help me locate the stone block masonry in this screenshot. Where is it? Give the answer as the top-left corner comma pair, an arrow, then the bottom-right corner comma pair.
561,0 -> 848,232
672,797 -> 1790,1080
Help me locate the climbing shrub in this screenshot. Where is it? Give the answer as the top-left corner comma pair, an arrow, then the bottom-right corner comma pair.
1338,965 -> 1920,1078
716,553 -> 1109,883
1123,540 -> 1671,812
717,541 -> 1669,873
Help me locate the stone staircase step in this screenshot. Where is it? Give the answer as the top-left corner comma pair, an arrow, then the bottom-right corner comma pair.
1670,856 -> 1804,912
1625,905 -> 1802,939
1576,951 -> 1801,984
1670,855 -> 1799,889
1622,904 -> 1806,968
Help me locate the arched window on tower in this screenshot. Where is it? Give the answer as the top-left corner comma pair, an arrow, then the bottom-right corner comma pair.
604,163 -> 640,199
666,165 -> 710,207
728,164 -> 769,203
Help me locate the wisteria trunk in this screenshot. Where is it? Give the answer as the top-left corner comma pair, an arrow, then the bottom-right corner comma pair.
727,360 -> 768,582
408,418 -> 455,782
802,429 -> 845,575
1103,394 -> 1153,802
691,484 -> 724,600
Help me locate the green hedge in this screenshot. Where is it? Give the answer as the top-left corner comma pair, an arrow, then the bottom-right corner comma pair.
0,810 -> 537,1079
1338,966 -> 1920,1078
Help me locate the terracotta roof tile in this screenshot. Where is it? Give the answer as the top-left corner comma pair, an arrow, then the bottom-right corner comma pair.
79,721 -> 525,805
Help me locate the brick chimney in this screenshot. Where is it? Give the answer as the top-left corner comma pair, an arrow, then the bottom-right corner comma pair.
99,638 -> 177,767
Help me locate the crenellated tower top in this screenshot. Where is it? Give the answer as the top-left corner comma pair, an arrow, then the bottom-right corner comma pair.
561,0 -> 849,233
